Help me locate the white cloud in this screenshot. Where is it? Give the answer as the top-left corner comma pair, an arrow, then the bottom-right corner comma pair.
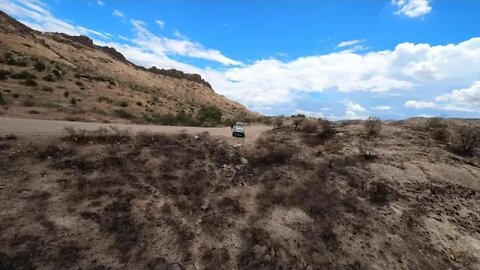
155,20 -> 165,30
112,9 -> 124,17
392,0 -> 432,18
404,100 -> 437,109
129,19 -> 241,66
294,109 -> 325,118
0,0 -> 110,39
97,0 -> 105,6
434,81 -> 480,112
372,106 -> 392,111
337,39 -> 364,48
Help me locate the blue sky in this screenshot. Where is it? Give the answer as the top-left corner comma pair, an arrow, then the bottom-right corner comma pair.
1,0 -> 480,119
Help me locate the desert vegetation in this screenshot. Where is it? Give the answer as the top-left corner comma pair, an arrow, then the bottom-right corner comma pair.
1,119 -> 479,269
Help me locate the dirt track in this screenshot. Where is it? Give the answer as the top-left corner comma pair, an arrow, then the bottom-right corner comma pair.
0,117 -> 270,144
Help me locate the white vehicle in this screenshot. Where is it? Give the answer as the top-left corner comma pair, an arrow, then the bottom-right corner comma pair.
232,122 -> 246,137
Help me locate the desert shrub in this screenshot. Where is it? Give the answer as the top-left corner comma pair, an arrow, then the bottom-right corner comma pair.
75,81 -> 84,87
0,93 -> 6,106
317,119 -> 336,140
23,99 -> 35,107
425,117 -> 449,141
34,62 -> 46,71
70,98 -> 77,105
246,135 -> 299,164
299,118 -> 319,133
147,112 -> 197,126
98,96 -> 113,103
42,86 -> 53,93
368,181 -> 393,205
273,118 -> 284,127
450,124 -> 479,156
136,101 -> 143,106
358,141 -> 377,160
64,91 -> 70,98
0,69 -> 11,80
43,74 -> 55,82
113,109 -> 134,120
12,93 -> 19,98
52,69 -> 62,78
11,71 -> 36,80
23,79 -> 37,87
197,105 -> 222,126
364,116 -> 382,137
29,110 -> 40,114
119,100 -> 129,107
293,116 -> 305,130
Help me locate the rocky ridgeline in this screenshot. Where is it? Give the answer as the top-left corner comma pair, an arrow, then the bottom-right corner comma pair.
50,33 -> 212,88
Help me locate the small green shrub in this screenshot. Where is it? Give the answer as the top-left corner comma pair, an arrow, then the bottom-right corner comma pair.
52,69 -> 62,78
23,79 -> 37,87
0,69 -> 11,80
34,62 -> 46,71
11,71 -> 36,80
113,109 -> 134,120
147,112 -> 198,126
0,93 -> 6,106
425,117 -> 449,141
98,96 -> 113,103
23,99 -> 35,107
197,105 -> 222,126
119,100 -> 129,107
43,74 -> 55,82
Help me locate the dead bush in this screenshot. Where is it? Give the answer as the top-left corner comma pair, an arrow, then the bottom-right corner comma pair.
364,116 -> 381,137
246,135 -> 299,164
293,116 -> 305,130
450,124 -> 479,156
273,117 -> 284,127
358,141 -> 377,160
317,119 -> 336,139
299,118 -> 319,133
368,181 -> 392,205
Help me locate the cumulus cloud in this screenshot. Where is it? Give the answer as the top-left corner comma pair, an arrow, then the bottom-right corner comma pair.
372,106 -> 392,111
112,9 -> 124,17
97,0 -> 105,6
404,100 -> 437,109
129,19 -> 241,66
435,81 -> 480,112
392,0 -> 432,18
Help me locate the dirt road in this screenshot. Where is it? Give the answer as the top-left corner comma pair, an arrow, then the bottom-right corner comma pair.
0,117 -> 271,145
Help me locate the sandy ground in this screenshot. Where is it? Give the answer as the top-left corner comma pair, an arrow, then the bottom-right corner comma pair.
0,121 -> 479,269
0,116 -> 271,145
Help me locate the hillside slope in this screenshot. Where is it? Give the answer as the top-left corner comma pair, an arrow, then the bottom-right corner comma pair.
0,11 -> 257,125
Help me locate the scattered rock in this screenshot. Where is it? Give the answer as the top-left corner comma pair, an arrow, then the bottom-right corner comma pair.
240,157 -> 249,165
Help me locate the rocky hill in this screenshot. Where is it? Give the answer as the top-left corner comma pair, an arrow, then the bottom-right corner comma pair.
0,10 -> 257,125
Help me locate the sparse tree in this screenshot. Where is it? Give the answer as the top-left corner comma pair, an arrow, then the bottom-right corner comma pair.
364,116 -> 382,137
293,116 -> 305,130
451,124 -> 479,156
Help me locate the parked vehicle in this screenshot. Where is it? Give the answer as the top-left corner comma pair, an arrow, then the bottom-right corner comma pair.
232,122 -> 246,137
